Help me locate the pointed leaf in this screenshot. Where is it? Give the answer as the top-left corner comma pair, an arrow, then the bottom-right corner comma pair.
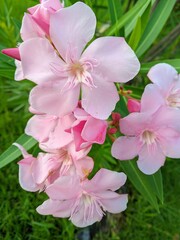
119,160 -> 160,211
128,17 -> 141,50
105,0 -> 151,36
136,0 -> 176,57
0,134 -> 37,169
140,59 -> 180,73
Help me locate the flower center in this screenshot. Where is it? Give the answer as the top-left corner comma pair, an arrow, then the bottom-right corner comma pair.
50,58 -> 98,92
141,130 -> 156,145
70,62 -> 84,77
167,89 -> 180,108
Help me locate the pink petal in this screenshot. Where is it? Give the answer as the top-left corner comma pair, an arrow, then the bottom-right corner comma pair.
50,2 -> 96,60
19,38 -> 64,84
45,175 -> 81,200
42,115 -> 74,149
120,112 -> 151,135
2,48 -> 20,60
67,142 -> 92,161
148,63 -> 178,92
82,37 -> 140,83
18,157 -> 40,192
99,192 -> 128,214
127,99 -> 141,113
158,128 -> 180,158
32,153 -> 61,184
25,114 -> 57,143
15,60 -> 24,81
70,197 -> 103,228
72,121 -> 87,151
111,136 -> 139,160
20,13 -> 45,41
29,83 -> 80,117
141,84 -> 165,113
152,106 -> 180,130
137,144 -> 165,175
84,169 -> 127,192
82,117 -> 107,144
82,77 -> 119,120
42,0 -> 63,10
36,199 -> 73,218
74,108 -> 89,120
31,15 -> 49,35
75,156 -> 94,179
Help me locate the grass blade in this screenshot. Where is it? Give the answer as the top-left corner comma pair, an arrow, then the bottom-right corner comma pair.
105,0 -> 150,36
136,0 -> 176,57
140,59 -> 180,73
0,134 -> 37,169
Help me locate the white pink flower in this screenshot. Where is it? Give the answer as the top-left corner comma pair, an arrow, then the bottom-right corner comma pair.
15,142 -> 93,192
18,2 -> 140,119
141,63 -> 180,112
37,168 -> 128,227
111,107 -> 180,174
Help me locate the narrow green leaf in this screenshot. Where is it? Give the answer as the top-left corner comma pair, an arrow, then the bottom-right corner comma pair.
119,160 -> 159,211
107,0 -> 123,36
128,17 -> 141,50
140,2 -> 152,34
125,0 -> 151,37
140,59 -> 180,73
151,170 -> 164,203
105,0 -> 150,36
0,134 -> 37,169
136,0 -> 176,57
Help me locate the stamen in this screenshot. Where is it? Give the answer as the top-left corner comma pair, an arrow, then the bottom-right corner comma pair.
141,130 -> 156,145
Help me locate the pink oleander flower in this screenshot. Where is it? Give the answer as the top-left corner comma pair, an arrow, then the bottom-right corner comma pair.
111,107 -> 180,174
19,2 -> 140,119
70,106 -> 108,151
141,63 -> 180,113
127,99 -> 141,113
37,168 -> 128,227
15,142 -> 93,192
25,110 -> 75,150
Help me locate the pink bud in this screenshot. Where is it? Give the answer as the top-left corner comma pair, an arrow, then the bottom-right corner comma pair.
127,99 -> 141,113
2,48 -> 21,61
108,127 -> 117,134
112,112 -> 121,122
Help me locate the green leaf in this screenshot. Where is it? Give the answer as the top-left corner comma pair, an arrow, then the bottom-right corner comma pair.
119,160 -> 160,211
136,0 -> 176,57
115,96 -> 129,117
107,0 -> 123,36
0,134 -> 37,169
105,0 -> 151,36
125,0 -> 151,37
128,17 -> 141,50
151,170 -> 164,203
140,59 -> 180,73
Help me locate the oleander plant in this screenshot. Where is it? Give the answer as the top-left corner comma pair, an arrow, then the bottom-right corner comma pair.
0,0 -> 180,239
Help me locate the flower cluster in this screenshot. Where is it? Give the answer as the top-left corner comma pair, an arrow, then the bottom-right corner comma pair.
4,0 -> 179,229
112,63 -> 180,174
2,0 -> 142,227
